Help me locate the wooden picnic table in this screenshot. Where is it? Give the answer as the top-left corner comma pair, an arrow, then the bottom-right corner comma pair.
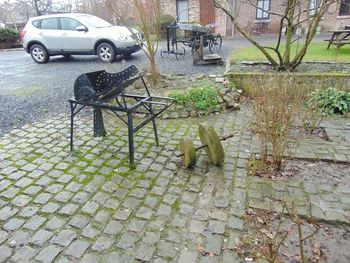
326,29 -> 350,49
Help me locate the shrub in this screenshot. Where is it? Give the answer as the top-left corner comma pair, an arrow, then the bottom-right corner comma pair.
159,14 -> 174,38
168,90 -> 189,105
307,87 -> 350,116
168,86 -> 219,110
0,28 -> 20,47
188,86 -> 218,110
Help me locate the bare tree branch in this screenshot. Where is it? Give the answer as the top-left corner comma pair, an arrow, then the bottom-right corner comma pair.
214,0 -> 341,71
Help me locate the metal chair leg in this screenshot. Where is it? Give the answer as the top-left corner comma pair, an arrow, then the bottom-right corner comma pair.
93,108 -> 107,137
70,102 -> 74,151
127,112 -> 135,168
152,118 -> 159,146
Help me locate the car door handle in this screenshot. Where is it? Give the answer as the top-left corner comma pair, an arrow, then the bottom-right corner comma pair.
62,33 -> 67,36
38,32 -> 44,35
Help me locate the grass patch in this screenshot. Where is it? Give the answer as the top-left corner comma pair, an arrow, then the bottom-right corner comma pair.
247,157 -> 268,176
172,199 -> 180,212
230,42 -> 350,63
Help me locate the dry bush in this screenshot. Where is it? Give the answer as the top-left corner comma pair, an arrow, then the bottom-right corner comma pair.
105,0 -> 161,83
251,76 -> 304,169
236,200 -> 323,263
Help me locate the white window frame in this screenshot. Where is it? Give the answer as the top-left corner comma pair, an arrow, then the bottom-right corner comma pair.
310,0 -> 320,16
339,0 -> 350,16
256,0 -> 270,20
176,0 -> 189,22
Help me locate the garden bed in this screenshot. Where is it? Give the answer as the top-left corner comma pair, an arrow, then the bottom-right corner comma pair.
237,208 -> 350,263
230,61 -> 350,73
250,159 -> 350,187
290,126 -> 330,141
129,74 -> 242,119
226,69 -> 350,94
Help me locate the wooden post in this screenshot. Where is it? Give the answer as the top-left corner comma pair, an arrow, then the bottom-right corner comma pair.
193,35 -> 204,65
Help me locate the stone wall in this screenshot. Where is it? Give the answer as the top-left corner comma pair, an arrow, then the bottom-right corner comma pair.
226,72 -> 350,93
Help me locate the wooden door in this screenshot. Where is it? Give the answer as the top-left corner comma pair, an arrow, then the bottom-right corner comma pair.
199,0 -> 216,26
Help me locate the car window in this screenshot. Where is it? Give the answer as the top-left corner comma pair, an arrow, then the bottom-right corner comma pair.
77,15 -> 112,28
32,20 -> 41,28
61,18 -> 83,30
41,18 -> 59,30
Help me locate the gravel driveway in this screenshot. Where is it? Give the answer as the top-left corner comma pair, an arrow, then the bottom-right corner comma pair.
0,35 -> 325,135
0,39 -> 235,136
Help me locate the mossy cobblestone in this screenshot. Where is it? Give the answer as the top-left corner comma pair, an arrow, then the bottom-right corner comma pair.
0,108 -> 349,262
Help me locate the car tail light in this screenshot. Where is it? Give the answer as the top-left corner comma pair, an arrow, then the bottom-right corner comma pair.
20,31 -> 26,39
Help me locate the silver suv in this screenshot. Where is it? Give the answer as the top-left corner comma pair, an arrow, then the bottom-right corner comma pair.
21,13 -> 141,63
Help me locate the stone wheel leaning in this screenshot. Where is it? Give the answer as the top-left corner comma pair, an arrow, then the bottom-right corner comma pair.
198,123 -> 225,166
179,137 -> 196,168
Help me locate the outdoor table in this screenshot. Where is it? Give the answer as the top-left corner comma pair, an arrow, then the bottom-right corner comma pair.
326,29 -> 350,49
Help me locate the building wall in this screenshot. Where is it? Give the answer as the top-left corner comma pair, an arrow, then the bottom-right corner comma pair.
234,1 -> 350,36
322,2 -> 350,31
160,0 -> 350,37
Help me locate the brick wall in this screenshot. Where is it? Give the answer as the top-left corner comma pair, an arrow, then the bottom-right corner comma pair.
322,2 -> 350,31
161,0 -> 177,18
159,1 -> 350,37
233,1 -> 350,36
160,0 -> 200,22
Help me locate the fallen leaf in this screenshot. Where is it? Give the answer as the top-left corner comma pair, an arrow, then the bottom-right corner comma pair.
257,216 -> 265,224
198,246 -> 206,255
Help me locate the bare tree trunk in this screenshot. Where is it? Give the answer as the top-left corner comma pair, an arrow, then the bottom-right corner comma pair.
283,0 -> 296,68
149,54 -> 159,83
214,0 -> 279,67
9,12 -> 17,30
214,0 -> 340,71
106,0 -> 161,83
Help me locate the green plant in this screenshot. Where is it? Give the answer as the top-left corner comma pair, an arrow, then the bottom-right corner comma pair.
303,89 -> 327,133
0,28 -> 19,46
159,14 -> 174,37
307,87 -> 350,116
168,90 -> 189,105
188,86 -> 218,110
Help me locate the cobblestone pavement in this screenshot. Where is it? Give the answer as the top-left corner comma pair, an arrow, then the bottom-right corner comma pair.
0,107 -> 349,262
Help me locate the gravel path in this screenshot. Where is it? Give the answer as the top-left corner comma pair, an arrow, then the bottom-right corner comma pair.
0,35 -> 326,135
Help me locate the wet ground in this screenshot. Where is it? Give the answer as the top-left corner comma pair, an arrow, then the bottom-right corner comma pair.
0,106 -> 349,262
0,35 -> 300,136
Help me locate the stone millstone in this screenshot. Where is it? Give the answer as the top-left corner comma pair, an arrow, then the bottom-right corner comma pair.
179,137 -> 197,168
198,123 -> 225,166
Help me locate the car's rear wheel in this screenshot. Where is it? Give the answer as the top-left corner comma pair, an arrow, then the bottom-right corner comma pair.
30,44 -> 49,64
97,42 -> 116,63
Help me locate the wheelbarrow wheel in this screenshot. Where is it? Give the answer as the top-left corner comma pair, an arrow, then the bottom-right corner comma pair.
160,47 -> 169,58
209,34 -> 222,54
175,47 -> 186,60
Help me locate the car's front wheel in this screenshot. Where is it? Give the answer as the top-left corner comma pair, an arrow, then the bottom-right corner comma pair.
97,42 -> 116,63
30,44 -> 49,64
